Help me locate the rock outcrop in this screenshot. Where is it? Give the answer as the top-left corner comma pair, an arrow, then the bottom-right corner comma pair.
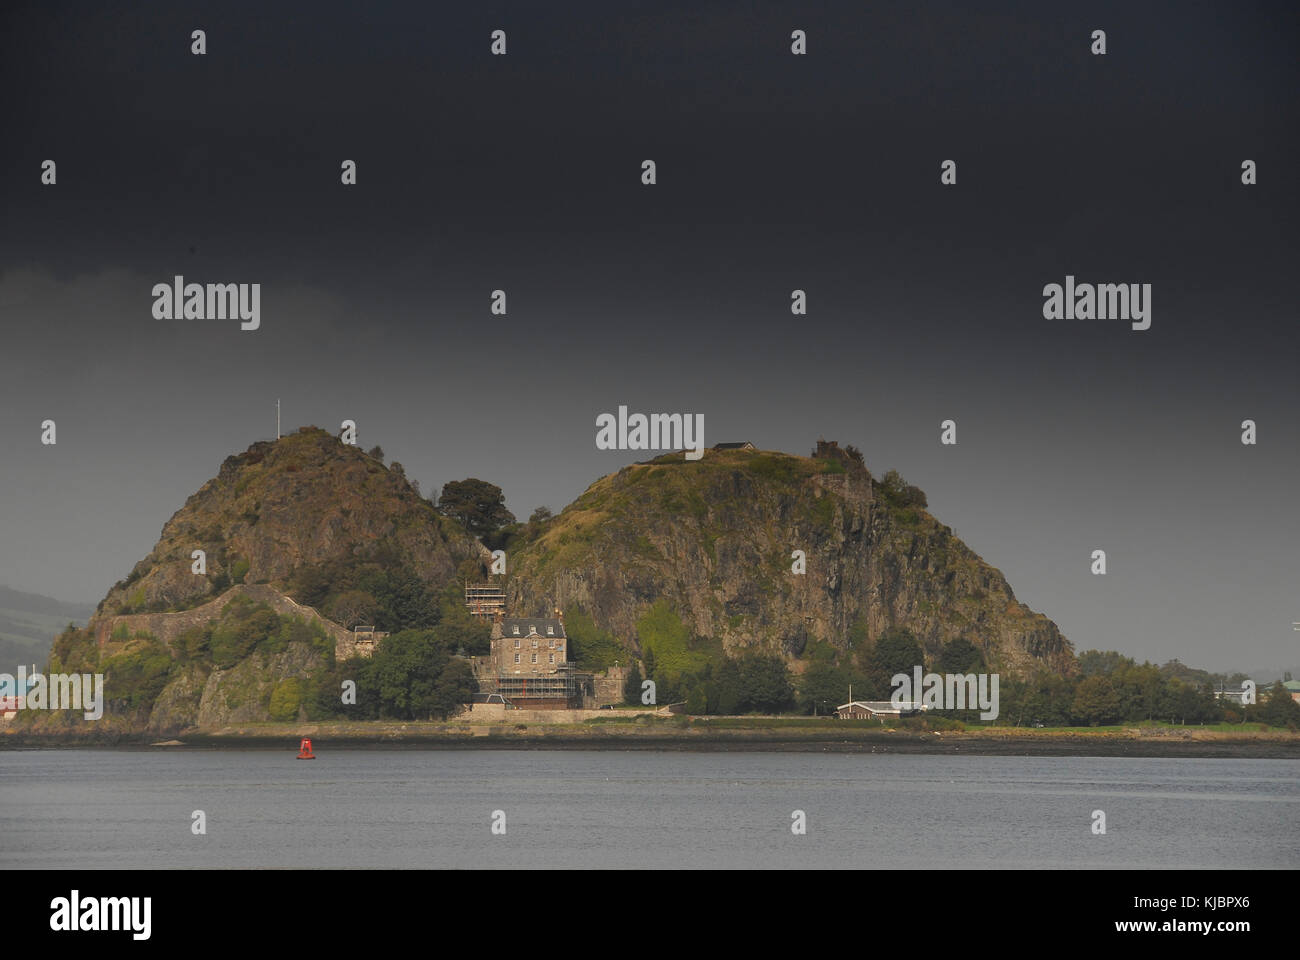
505,447 -> 1073,676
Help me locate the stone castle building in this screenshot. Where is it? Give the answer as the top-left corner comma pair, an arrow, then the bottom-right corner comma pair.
491,615 -> 568,672
484,614 -> 578,708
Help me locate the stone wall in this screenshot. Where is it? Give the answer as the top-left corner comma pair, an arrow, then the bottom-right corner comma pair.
465,703 -> 663,723
589,664 -> 628,707
93,583 -> 360,661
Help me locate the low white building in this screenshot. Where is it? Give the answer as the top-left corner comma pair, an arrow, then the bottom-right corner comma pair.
836,699 -> 925,720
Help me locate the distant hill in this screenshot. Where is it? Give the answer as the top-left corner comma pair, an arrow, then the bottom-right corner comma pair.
0,585 -> 95,669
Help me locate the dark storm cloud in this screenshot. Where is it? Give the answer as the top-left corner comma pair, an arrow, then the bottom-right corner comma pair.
0,1 -> 1295,671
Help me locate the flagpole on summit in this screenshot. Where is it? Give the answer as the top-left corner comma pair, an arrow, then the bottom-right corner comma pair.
276,399 -> 280,440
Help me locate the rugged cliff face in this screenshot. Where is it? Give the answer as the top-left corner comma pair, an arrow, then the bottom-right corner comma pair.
505,447 -> 1073,677
98,426 -> 481,618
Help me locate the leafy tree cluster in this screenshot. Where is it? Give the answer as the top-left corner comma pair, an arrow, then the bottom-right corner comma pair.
878,469 -> 928,509
485,504 -> 556,554
436,478 -> 515,540
794,626 -> 970,715
101,635 -> 174,712
305,627 -> 478,721
286,540 -> 447,633
1260,682 -> 1300,727
563,609 -> 624,671
787,630 -> 1289,729
619,601 -> 796,713
997,652 -> 1286,727
655,652 -> 795,714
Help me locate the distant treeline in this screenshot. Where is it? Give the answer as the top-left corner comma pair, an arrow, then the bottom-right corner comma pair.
616,617 -> 1300,728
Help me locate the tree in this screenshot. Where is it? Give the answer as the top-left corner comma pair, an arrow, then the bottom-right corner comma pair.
366,445 -> 385,462
1077,649 -> 1132,677
715,658 -> 744,714
865,626 -> 924,698
1262,681 -> 1300,727
737,654 -> 793,713
529,506 -> 553,523
1072,676 -> 1122,726
623,662 -> 643,705
685,684 -> 707,715
328,589 -> 377,629
879,469 -> 928,508
429,658 -> 478,719
269,679 -> 303,721
798,659 -> 849,715
935,636 -> 984,675
437,479 -> 515,538
368,629 -> 458,720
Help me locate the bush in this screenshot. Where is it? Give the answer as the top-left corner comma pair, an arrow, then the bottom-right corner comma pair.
565,609 -> 623,670
268,679 -> 302,721
102,638 -> 175,712
880,469 -> 928,509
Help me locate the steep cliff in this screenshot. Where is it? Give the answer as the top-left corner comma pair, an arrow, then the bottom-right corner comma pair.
505,446 -> 1073,677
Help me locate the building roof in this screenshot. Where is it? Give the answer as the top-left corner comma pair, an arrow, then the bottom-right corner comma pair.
836,700 -> 924,713
492,617 -> 566,640
713,441 -> 755,450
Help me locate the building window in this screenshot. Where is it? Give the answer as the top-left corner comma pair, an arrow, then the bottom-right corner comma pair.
514,638 -> 520,648
549,653 -> 555,664
513,654 -> 520,664
512,625 -> 519,636
547,625 -> 554,636
531,653 -> 537,664
548,638 -> 554,648
532,639 -> 538,648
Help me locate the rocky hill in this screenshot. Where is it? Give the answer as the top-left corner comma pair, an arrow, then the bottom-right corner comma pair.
98,426 -> 483,620
505,444 -> 1072,677
12,427 -> 487,736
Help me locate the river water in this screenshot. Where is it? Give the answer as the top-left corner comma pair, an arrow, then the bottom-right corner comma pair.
1,749 -> 1296,868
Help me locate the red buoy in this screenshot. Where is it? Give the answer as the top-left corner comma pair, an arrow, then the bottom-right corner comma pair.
296,737 -> 315,759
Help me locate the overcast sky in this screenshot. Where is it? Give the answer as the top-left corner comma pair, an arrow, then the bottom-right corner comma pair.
0,1 -> 1296,673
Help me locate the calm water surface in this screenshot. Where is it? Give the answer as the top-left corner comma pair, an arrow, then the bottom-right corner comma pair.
1,750 -> 1296,868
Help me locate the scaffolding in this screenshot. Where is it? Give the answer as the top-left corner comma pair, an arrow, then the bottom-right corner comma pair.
465,582 -> 506,620
495,663 -> 583,707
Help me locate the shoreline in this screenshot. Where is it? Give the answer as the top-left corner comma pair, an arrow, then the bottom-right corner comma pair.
5,719 -> 1299,758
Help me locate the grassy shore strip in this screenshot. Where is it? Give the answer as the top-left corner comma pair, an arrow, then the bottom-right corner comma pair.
5,717 -> 1300,757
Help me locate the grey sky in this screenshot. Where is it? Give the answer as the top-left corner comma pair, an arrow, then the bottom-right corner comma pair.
0,1 -> 1296,673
